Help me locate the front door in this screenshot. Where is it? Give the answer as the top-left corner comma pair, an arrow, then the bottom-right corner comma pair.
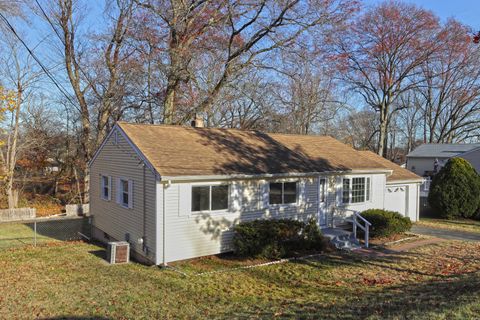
318,178 -> 327,226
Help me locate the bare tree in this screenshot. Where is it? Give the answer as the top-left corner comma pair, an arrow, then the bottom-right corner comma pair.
44,0 -> 136,202
134,0 -> 356,124
334,1 -> 442,157
0,36 -> 42,208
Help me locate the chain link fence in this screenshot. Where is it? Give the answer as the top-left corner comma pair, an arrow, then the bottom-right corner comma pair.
0,216 -> 92,250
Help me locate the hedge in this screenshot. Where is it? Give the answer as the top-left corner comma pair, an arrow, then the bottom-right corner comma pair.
232,218 -> 328,259
428,157 -> 480,219
361,209 -> 412,238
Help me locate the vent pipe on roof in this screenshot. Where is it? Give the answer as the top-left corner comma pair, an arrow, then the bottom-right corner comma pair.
191,114 -> 204,128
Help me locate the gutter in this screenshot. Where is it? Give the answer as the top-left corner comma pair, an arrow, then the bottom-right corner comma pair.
160,169 -> 393,183
386,179 -> 424,185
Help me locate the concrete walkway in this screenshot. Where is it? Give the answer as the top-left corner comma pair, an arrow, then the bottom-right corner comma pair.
411,225 -> 480,242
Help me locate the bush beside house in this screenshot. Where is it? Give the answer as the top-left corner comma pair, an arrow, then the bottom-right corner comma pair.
428,157 -> 480,219
361,209 -> 412,238
233,218 -> 329,259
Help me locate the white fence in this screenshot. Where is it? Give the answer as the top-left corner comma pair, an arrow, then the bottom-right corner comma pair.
0,208 -> 36,222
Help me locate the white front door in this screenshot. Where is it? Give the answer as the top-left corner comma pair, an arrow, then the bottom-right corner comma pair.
318,178 -> 327,226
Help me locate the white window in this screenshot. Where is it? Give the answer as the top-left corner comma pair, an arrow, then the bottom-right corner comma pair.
191,185 -> 229,212
342,177 -> 371,204
269,182 -> 297,205
100,175 -> 111,201
319,178 -> 326,203
117,178 -> 133,208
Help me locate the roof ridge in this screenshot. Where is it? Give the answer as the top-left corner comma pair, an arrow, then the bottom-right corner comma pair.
118,121 -> 335,139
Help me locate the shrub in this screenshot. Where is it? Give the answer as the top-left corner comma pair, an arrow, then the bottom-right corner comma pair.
232,218 -> 328,259
361,209 -> 412,238
428,157 -> 480,219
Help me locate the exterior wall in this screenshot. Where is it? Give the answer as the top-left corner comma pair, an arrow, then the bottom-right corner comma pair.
90,128 -> 158,264
158,173 -> 388,263
406,157 -> 449,176
159,177 -> 321,263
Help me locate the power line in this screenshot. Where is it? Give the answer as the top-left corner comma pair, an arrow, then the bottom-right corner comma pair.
0,11 -> 83,115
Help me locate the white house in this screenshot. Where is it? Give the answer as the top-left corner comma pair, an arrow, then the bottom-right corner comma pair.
89,122 -> 422,265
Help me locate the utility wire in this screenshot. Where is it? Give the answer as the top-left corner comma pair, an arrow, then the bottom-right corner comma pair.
0,11 -> 82,114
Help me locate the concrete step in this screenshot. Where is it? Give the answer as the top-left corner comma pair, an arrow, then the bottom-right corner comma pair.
322,227 -> 361,250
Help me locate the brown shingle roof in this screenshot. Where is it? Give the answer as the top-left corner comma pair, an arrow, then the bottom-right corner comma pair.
118,122 -> 393,177
359,150 -> 422,182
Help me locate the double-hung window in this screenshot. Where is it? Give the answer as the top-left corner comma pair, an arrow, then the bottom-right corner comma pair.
269,182 -> 297,205
117,178 -> 133,208
192,185 -> 229,212
342,177 -> 371,204
100,175 -> 111,201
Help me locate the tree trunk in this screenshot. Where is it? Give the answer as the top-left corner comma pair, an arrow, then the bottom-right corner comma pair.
377,104 -> 388,157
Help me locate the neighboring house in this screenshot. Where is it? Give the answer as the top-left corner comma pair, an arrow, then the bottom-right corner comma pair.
406,143 -> 480,176
89,122 -> 422,265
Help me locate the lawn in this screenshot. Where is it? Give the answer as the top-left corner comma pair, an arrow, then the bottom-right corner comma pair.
1,240 -> 480,319
417,218 -> 480,233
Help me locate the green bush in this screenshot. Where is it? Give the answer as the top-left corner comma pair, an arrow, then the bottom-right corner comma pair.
232,218 -> 328,259
428,157 -> 480,219
361,209 -> 412,238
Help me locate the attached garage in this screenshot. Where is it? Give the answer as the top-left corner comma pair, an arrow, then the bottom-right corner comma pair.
360,151 -> 423,222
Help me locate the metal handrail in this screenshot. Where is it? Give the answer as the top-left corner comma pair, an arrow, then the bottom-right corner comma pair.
352,211 -> 371,248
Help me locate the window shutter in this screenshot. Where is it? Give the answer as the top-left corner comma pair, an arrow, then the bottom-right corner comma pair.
230,182 -> 242,212
108,177 -> 112,200
178,183 -> 191,216
298,181 -> 306,204
260,181 -> 269,209
116,178 -> 121,204
128,180 -> 134,209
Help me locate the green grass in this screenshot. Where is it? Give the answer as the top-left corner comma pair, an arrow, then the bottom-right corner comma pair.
0,240 -> 480,319
417,218 -> 480,233
0,222 -> 54,249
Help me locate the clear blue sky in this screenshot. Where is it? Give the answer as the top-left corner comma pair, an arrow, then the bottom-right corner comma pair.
365,0 -> 479,29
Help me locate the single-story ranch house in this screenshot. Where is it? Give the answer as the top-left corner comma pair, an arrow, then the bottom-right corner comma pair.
89,122 -> 422,265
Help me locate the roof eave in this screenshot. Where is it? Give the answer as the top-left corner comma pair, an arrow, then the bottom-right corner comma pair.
160,169 -> 393,183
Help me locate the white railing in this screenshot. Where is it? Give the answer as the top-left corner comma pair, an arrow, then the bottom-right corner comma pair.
352,211 -> 372,248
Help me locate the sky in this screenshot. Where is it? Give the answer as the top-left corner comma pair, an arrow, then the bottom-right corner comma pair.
365,0 -> 479,29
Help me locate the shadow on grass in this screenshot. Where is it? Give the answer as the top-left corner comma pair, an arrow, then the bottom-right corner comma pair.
40,317 -> 112,320
236,255 -> 480,319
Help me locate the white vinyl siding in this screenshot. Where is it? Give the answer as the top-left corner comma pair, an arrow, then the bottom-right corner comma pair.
90,128 -> 157,264
161,177 -> 318,263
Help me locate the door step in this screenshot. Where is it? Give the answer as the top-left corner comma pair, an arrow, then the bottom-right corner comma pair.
322,227 -> 361,250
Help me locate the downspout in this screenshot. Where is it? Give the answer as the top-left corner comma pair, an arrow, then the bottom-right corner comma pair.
142,163 -> 147,253
162,182 -> 167,266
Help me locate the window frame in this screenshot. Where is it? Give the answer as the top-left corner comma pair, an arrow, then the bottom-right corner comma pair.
117,177 -> 133,209
341,176 -> 371,205
100,175 -> 111,201
191,184 -> 230,214
268,181 -> 299,206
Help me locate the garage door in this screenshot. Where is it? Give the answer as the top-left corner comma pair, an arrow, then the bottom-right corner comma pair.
384,186 -> 407,217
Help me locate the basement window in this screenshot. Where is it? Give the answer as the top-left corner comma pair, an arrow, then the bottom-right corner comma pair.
192,185 -> 229,212
269,182 -> 297,205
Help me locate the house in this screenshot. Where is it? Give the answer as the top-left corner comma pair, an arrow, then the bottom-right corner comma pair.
406,143 -> 480,177
89,122 -> 422,265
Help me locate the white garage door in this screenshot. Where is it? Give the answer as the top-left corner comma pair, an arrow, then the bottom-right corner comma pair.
384,186 -> 407,217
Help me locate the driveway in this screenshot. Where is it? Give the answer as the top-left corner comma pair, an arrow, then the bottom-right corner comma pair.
411,225 -> 480,242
